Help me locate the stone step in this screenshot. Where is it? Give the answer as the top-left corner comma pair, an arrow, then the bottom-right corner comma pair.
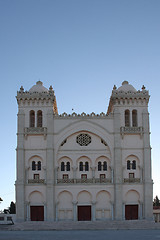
8,220 -> 160,231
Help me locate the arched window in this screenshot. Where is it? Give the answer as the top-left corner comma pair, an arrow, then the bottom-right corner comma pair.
32,161 -> 36,171
125,110 -> 130,127
98,162 -> 102,171
37,110 -> 43,127
103,161 -> 107,171
30,110 -> 35,127
61,162 -> 65,171
127,160 -> 130,170
85,162 -> 89,171
132,160 -> 136,170
37,161 -> 41,171
132,110 -> 137,127
66,162 -> 70,171
79,162 -> 83,171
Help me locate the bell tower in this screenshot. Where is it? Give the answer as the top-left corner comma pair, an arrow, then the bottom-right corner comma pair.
16,81 -> 58,221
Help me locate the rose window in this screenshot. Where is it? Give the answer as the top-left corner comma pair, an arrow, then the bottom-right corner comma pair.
76,134 -> 91,146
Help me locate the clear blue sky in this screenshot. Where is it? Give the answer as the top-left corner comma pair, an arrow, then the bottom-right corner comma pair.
0,0 -> 160,211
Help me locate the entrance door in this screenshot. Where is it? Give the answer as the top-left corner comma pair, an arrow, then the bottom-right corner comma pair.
30,206 -> 44,221
125,205 -> 138,220
78,206 -> 91,221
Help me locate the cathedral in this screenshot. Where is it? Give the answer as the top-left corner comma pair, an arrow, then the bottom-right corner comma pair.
16,80 -> 153,222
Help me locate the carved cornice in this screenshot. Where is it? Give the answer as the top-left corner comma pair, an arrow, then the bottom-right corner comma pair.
16,90 -> 55,103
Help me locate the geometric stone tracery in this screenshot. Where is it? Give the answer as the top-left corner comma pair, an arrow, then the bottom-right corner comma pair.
76,133 -> 91,146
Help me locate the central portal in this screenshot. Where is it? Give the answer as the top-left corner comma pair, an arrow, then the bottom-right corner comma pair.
78,206 -> 91,221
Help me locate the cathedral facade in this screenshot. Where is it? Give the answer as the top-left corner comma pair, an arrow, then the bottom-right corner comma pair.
16,80 -> 153,222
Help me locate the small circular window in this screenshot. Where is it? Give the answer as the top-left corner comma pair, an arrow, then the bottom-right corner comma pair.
76,134 -> 91,146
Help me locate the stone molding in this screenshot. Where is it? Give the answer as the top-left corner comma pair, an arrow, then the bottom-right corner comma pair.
57,178 -> 112,184
123,178 -> 141,183
120,126 -> 143,138
24,127 -> 47,139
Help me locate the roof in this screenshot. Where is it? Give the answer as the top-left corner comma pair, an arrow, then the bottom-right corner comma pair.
117,81 -> 137,92
29,81 -> 48,93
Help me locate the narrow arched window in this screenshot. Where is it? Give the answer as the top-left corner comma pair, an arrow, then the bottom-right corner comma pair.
98,162 -> 102,171
79,162 -> 83,171
30,110 -> 35,127
132,160 -> 136,170
125,110 -> 130,127
85,162 -> 89,171
38,161 -> 41,170
32,161 -> 36,171
66,162 -> 70,171
61,162 -> 65,171
103,161 -> 107,171
127,160 -> 130,170
37,110 -> 43,127
132,110 -> 137,127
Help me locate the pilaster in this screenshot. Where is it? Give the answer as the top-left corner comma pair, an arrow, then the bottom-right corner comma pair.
113,107 -> 122,220
142,108 -> 153,220
16,109 -> 25,222
46,109 -> 55,221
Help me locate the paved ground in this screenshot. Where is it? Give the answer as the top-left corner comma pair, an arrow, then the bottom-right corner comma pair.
1,230 -> 160,240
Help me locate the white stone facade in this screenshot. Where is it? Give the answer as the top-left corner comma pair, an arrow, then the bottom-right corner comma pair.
16,81 -> 153,222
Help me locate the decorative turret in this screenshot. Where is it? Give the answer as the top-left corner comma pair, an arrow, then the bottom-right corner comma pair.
16,81 -> 58,114
107,81 -> 149,115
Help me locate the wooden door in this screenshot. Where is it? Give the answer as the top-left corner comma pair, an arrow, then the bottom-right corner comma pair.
30,206 -> 44,221
125,205 -> 138,220
78,206 -> 91,221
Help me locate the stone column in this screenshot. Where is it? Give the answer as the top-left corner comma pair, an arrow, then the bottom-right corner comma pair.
72,166 -> 77,183
113,107 -> 122,220
142,108 -> 153,220
26,202 -> 30,221
54,166 -> 59,184
46,109 -> 55,221
111,167 -> 114,183
55,202 -> 59,222
44,203 -> 47,221
91,166 -> 95,178
91,166 -> 96,183
16,109 -> 25,222
73,201 -> 77,221
25,166 -> 29,184
122,202 -> 126,220
139,202 -> 143,219
111,202 -> 114,220
91,201 -> 96,221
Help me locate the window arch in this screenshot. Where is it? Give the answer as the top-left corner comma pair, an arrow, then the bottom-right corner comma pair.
61,162 -> 65,171
66,162 -> 70,171
125,110 -> 130,127
30,110 -> 35,127
85,162 -> 89,171
37,161 -> 41,170
132,160 -> 136,170
98,162 -> 102,171
32,161 -> 36,171
127,160 -> 131,170
103,161 -> 107,171
132,110 -> 137,127
37,110 -> 42,127
79,162 -> 83,171
127,160 -> 136,170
